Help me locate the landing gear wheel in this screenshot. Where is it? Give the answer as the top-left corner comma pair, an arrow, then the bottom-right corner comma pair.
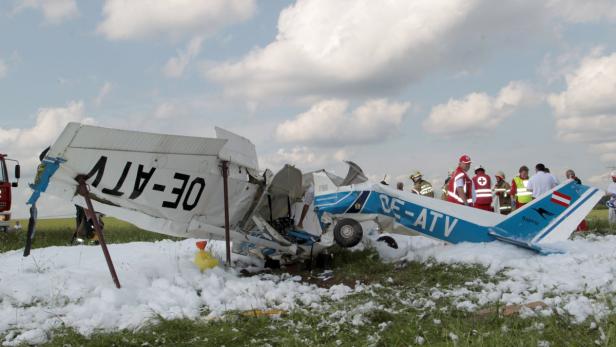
264,257 -> 281,269
377,235 -> 398,249
333,219 -> 363,248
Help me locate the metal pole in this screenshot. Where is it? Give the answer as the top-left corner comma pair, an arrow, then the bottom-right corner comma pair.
76,176 -> 121,289
221,161 -> 232,265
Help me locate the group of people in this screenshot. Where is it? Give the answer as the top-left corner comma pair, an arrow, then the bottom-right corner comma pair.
401,154 -> 585,216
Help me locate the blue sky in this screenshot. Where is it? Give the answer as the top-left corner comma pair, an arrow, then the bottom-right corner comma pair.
2,0 -> 616,218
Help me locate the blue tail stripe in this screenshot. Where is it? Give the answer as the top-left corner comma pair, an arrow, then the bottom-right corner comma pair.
533,188 -> 598,242
494,181 -> 590,241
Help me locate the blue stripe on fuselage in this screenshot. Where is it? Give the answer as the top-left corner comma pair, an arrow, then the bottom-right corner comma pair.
316,191 -> 494,244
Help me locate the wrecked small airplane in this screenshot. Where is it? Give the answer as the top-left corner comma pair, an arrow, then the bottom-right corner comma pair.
25,123 -> 603,287
313,171 -> 603,255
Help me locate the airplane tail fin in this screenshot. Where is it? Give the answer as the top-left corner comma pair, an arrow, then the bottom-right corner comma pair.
489,180 -> 602,253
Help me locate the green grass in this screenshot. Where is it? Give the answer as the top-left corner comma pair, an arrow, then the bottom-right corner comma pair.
2,210 -> 616,346
41,310 -> 616,347
0,217 -> 179,253
584,209 -> 616,235
38,249 -> 616,347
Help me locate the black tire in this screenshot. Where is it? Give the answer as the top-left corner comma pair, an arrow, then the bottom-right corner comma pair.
377,235 -> 398,249
333,219 -> 363,248
264,257 -> 281,269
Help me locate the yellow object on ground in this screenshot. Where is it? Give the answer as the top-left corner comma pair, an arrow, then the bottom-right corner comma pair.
194,241 -> 219,272
241,309 -> 286,317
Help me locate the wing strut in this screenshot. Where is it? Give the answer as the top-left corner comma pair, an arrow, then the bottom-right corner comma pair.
221,161 -> 232,265
76,175 -> 122,289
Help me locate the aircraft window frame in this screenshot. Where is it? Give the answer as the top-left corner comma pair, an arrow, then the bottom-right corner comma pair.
0,160 -> 7,182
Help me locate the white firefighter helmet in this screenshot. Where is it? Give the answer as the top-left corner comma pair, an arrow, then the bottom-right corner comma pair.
410,171 -> 422,181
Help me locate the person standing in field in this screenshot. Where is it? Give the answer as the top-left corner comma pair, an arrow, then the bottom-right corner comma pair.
526,163 -> 558,199
566,169 -> 581,184
410,171 -> 435,197
564,169 -> 588,231
510,166 -> 532,209
608,171 -> 616,226
447,155 -> 474,206
472,166 -> 493,211
493,171 -> 512,215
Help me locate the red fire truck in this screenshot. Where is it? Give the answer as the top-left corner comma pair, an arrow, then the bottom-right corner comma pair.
0,154 -> 20,232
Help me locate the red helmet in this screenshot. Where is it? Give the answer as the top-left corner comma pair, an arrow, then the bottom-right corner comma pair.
459,155 -> 471,164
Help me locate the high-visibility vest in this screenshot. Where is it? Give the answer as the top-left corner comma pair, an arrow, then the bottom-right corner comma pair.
414,180 -> 435,198
472,173 -> 492,206
513,176 -> 532,203
447,167 -> 473,205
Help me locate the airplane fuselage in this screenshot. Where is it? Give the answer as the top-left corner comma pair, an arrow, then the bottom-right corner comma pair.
315,185 -> 497,244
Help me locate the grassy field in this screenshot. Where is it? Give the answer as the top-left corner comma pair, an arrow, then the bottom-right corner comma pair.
0,217 -> 179,253
1,211 -> 615,346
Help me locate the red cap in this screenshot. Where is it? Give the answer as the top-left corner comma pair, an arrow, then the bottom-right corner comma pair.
459,155 -> 471,164
196,241 -> 207,250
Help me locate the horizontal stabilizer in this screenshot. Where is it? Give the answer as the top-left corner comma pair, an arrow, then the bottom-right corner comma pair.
488,228 -> 563,255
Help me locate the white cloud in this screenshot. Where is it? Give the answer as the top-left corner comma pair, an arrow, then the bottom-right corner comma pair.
0,101 -> 94,169
0,101 -> 95,218
94,82 -> 112,106
547,0 -> 616,23
0,60 -> 6,79
14,0 -> 78,24
547,50 -> 616,162
423,81 -> 537,135
153,101 -> 192,120
163,37 -> 203,78
98,0 -> 256,41
276,99 -> 409,147
206,0 -> 553,100
260,146 -> 349,173
539,49 -> 590,85
587,171 -> 614,187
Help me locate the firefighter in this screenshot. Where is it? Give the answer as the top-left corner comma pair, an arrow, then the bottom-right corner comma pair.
493,171 -> 512,215
447,155 -> 474,206
472,166 -> 492,211
410,171 -> 434,197
510,165 -> 532,210
441,170 -> 452,200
